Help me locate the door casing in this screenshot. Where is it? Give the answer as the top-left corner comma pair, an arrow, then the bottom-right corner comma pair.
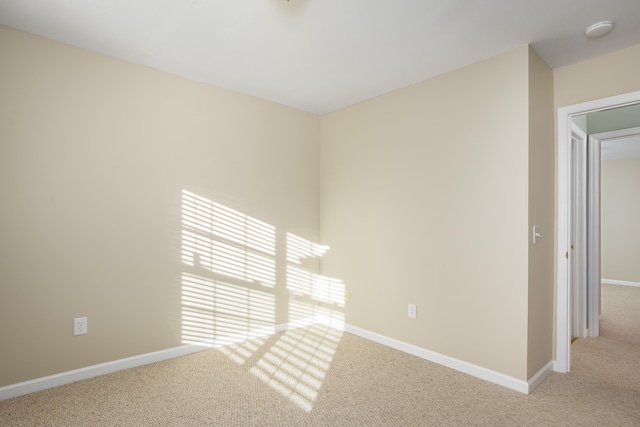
570,123 -> 587,340
555,90 -> 640,373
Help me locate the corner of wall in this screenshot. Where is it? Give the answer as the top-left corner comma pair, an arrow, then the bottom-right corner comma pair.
527,47 -> 555,378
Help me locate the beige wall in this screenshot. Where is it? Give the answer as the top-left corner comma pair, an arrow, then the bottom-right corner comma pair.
554,44 -> 640,109
527,47 -> 555,377
320,46 -> 532,380
601,159 -> 640,282
0,26 -> 321,387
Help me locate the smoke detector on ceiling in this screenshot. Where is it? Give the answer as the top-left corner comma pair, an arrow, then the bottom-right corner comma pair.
585,21 -> 614,38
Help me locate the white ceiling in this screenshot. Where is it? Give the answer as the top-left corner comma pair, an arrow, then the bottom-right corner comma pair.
2,0 -> 640,115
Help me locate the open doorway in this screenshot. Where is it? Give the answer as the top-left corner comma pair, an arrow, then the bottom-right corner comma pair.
572,111 -> 640,341
556,90 -> 640,373
596,126 -> 640,291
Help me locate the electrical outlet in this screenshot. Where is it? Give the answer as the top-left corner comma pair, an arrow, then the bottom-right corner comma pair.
74,317 -> 87,336
408,304 -> 417,319
288,289 -> 296,300
345,290 -> 351,303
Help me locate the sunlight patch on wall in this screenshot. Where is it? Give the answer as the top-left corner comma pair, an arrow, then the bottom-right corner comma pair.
182,229 -> 276,287
182,190 -> 275,255
181,190 -> 277,345
182,190 -> 276,287
287,266 -> 346,307
288,300 -> 345,330
286,232 -> 329,263
286,232 -> 346,328
181,273 -> 275,345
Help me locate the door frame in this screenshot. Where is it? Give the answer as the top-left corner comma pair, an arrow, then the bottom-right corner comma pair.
586,131 -> 601,338
570,123 -> 588,339
555,90 -> 640,373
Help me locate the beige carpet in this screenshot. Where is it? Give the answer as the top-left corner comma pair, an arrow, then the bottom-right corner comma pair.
1,283 -> 639,426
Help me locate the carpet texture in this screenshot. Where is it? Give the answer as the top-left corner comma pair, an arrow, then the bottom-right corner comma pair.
1,284 -> 639,426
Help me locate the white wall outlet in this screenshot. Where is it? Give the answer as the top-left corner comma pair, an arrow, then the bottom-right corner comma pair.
74,317 -> 87,336
408,304 -> 417,319
288,289 -> 296,300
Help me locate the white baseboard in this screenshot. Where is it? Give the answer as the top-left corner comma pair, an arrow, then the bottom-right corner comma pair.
602,279 -> 640,287
1,319 -> 552,401
0,322 -> 295,402
345,324 -> 545,394
527,361 -> 554,393
0,344 -> 208,402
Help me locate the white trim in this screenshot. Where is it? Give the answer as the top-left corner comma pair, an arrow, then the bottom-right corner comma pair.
556,90 -> 640,375
280,315 -> 345,331
596,126 -> 640,161
345,324 -> 535,394
587,134 -> 601,337
556,107 -> 571,373
571,122 -> 588,339
2,320 -> 552,401
527,361 -> 554,393
276,317 -> 316,332
593,126 -> 640,141
602,279 -> 640,287
0,344 -> 209,402
0,321 -> 297,402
